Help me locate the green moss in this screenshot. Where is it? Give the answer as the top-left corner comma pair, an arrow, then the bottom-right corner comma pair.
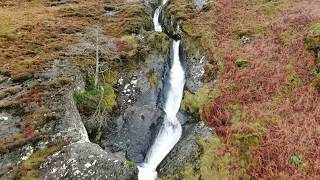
166,0 -> 194,21
306,23 -> 320,50
159,164 -> 199,180
0,17 -> 14,34
227,103 -> 241,126
74,84 -> 117,114
230,134 -> 260,179
290,153 -> 302,166
118,35 -> 139,59
198,137 -> 231,180
125,160 -> 135,169
49,76 -> 73,89
279,33 -> 290,45
282,73 -> 302,93
252,26 -> 268,36
101,84 -> 117,112
309,74 -> 320,92
281,65 -> 303,93
181,84 -> 221,119
258,1 -> 288,16
162,136 -> 231,180
310,23 -> 320,31
235,58 -> 249,68
103,70 -> 119,85
115,3 -> 152,34
11,143 -> 65,179
147,71 -> 158,89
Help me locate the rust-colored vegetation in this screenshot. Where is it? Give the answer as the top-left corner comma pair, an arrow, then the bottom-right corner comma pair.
186,0 -> 320,178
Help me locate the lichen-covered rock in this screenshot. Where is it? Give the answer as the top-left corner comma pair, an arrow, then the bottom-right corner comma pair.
39,142 -> 137,180
194,0 -> 209,11
180,41 -> 209,93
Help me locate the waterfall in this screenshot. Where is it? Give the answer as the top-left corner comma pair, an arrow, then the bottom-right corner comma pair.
138,40 -> 185,180
153,7 -> 162,32
153,0 -> 169,32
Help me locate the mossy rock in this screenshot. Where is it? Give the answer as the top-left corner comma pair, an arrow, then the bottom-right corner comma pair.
160,136 -> 231,180
161,0 -> 196,37
11,143 -> 66,179
49,76 -> 73,89
181,84 -> 221,119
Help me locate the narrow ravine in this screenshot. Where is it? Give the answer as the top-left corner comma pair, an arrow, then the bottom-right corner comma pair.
153,0 -> 168,32
138,1 -> 185,179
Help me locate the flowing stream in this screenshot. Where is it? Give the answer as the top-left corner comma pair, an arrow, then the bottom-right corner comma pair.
153,0 -> 169,32
138,1 -> 185,179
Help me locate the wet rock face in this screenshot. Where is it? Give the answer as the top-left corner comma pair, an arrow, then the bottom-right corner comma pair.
180,42 -> 208,93
101,41 -> 169,163
39,142 -> 137,180
102,106 -> 164,163
158,120 -> 213,176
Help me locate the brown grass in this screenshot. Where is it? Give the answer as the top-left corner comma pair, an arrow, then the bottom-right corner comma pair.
186,0 -> 320,178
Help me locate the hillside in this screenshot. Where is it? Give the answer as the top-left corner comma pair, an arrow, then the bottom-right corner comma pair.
0,0 -> 319,179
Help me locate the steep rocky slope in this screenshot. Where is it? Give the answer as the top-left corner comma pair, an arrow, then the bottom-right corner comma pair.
1,0 -> 320,179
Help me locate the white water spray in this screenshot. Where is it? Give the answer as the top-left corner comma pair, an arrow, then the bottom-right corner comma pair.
153,0 -> 169,32
138,40 -> 185,180
153,7 -> 162,32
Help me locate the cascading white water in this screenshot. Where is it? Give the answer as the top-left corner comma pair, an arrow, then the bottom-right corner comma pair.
153,7 -> 162,32
138,40 -> 185,180
153,0 -> 169,32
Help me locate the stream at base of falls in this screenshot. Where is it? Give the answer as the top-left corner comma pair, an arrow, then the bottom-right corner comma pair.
137,1 -> 185,179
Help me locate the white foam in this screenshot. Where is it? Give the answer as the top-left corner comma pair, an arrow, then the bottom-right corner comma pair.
138,40 -> 185,180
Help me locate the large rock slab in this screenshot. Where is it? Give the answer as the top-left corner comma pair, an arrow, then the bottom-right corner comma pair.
39,142 -> 137,180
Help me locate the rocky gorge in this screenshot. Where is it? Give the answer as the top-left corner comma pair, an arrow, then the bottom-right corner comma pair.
1,0 -> 320,179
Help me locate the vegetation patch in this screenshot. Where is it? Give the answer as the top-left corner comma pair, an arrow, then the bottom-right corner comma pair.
306,23 -> 320,51
74,84 -> 117,115
187,0 -> 320,178
11,143 -> 66,179
181,84 -> 221,120
146,32 -> 170,54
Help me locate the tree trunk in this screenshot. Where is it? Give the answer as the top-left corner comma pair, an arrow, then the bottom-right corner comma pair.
94,28 -> 99,87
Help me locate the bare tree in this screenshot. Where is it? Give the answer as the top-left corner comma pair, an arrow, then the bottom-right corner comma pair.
68,25 -> 115,87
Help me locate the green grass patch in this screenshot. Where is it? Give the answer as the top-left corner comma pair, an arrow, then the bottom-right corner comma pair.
227,103 -> 242,126
251,26 -> 268,36
306,23 -> 320,50
258,1 -> 288,16
281,65 -> 303,94
198,137 -> 231,180
74,84 -> 117,114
